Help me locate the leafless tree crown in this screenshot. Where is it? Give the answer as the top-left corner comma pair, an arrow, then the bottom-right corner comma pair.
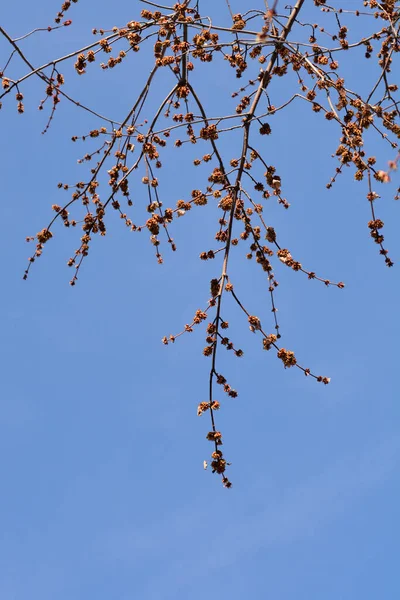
1,0 -> 399,486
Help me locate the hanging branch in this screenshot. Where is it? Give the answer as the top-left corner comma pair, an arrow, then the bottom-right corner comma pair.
1,0 -> 399,486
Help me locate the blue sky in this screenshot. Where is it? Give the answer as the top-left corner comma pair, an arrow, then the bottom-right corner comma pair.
1,2 -> 399,599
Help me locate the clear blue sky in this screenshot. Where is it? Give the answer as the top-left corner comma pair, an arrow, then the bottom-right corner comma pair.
1,2 -> 399,599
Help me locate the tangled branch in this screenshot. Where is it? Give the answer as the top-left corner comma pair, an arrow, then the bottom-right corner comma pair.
1,0 -> 399,486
